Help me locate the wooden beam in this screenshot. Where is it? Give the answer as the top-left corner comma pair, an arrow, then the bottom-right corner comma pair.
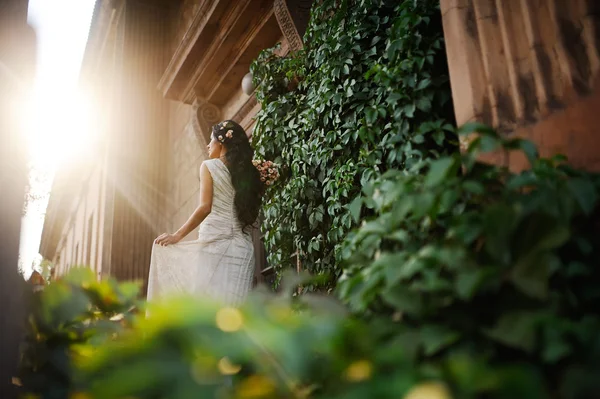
157,0 -> 237,102
204,13 -> 282,105
185,0 -> 275,102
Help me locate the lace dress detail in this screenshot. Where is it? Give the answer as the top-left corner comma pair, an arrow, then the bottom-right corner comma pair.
147,158 -> 255,306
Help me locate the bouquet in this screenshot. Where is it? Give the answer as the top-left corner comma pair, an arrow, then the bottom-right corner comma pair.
252,159 -> 280,186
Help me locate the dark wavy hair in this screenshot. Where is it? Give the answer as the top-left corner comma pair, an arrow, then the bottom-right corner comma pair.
211,120 -> 263,231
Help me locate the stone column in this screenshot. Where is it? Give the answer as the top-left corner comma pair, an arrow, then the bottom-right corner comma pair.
441,0 -> 600,171
0,1 -> 35,396
103,0 -> 171,294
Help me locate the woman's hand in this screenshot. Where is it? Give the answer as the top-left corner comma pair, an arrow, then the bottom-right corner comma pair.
154,232 -> 182,246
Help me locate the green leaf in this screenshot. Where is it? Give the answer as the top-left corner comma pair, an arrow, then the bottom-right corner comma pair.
515,214 -> 570,254
550,154 -> 568,164
381,287 -> 423,316
348,196 -> 363,223
117,282 -> 142,302
433,130 -> 445,146
416,78 -> 431,91
387,92 -> 403,103
510,252 -> 553,300
420,325 -> 460,356
566,261 -> 592,277
484,311 -> 539,352
542,327 -> 571,363
455,268 -> 493,300
425,157 -> 458,187
482,204 -> 516,264
518,140 -> 539,165
567,178 -> 598,215
416,96 -> 432,112
387,39 -> 402,60
458,122 -> 498,137
462,180 -> 485,195
365,108 -> 378,124
403,103 -> 416,118
63,268 -> 96,285
389,329 -> 421,362
507,173 -> 538,190
479,135 -> 502,153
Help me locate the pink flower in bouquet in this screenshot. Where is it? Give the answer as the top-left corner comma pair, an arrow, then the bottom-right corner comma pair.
253,159 -> 280,188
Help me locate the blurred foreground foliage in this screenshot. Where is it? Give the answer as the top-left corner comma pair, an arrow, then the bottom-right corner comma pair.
20,268 -> 555,399
19,268 -> 141,398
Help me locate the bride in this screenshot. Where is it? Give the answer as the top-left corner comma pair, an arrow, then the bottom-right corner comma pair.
147,120 -> 263,306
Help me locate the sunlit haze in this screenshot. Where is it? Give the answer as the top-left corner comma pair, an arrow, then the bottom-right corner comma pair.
20,0 -> 96,277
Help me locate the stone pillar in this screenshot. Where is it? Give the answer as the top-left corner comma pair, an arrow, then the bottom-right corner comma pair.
103,0 -> 171,294
0,1 -> 35,396
441,0 -> 600,171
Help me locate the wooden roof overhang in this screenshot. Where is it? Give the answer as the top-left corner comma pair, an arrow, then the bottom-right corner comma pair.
159,0 -> 314,137
158,0 -> 282,103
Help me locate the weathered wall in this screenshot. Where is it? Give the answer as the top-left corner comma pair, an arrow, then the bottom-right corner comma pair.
442,0 -> 600,171
166,101 -> 209,237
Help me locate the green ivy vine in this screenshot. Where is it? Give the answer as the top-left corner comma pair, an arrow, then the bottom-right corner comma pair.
251,0 -> 457,284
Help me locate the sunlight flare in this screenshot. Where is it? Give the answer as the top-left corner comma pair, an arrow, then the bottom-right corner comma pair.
24,87 -> 98,170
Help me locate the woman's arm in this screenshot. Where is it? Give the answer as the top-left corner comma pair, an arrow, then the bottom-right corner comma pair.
155,162 -> 213,246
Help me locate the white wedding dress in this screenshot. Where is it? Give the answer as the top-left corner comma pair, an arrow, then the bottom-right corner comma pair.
147,158 -> 255,306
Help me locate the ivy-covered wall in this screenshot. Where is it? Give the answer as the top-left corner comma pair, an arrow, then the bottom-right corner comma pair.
251,0 -> 456,283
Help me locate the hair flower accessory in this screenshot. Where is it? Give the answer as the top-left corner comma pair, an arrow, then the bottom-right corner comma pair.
226,130 -> 233,139
252,159 -> 279,187
218,135 -> 224,142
